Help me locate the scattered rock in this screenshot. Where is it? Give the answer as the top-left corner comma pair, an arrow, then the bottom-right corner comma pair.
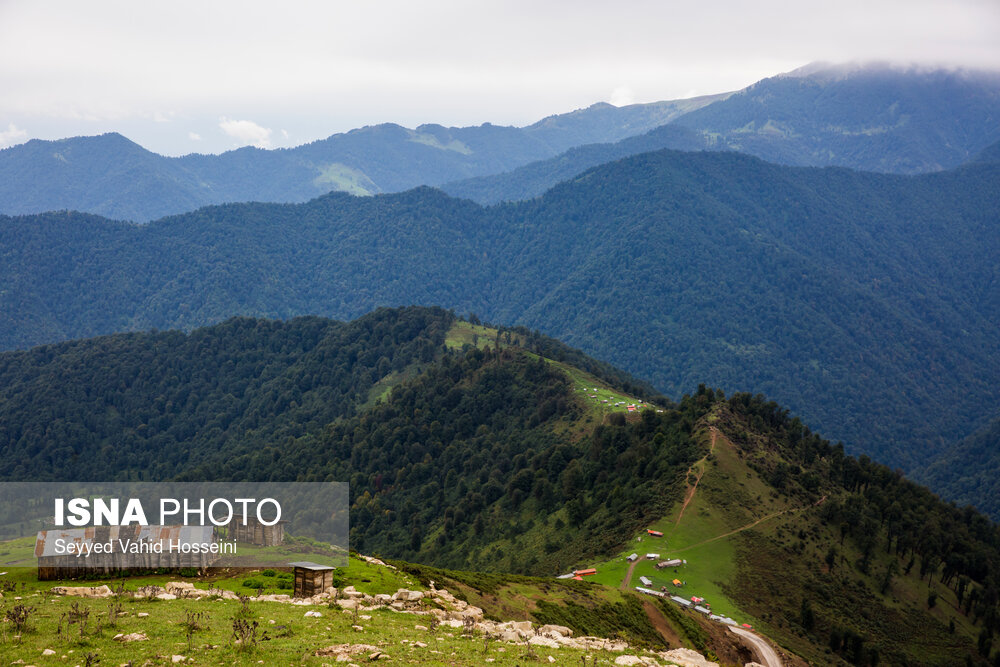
660,647 -> 720,667
360,555 -> 397,570
304,610 -> 323,617
42,648 -> 56,656
499,629 -> 521,642
50,585 -> 113,598
170,656 -> 186,663
529,636 -> 561,649
539,624 -> 573,637
137,612 -> 150,618
392,589 -> 424,602
315,644 -> 380,658
352,624 -> 364,632
341,586 -> 364,599
114,632 -> 149,642
414,624 -> 428,631
510,620 -> 533,633
165,581 -> 195,593
614,657 -> 646,666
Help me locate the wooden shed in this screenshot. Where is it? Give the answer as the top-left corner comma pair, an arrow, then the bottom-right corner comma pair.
290,561 -> 336,598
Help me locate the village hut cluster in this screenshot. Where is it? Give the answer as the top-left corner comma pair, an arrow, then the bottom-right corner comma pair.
558,526 -> 754,632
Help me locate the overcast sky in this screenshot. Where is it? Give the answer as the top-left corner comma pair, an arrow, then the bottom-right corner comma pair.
1,0 -> 998,155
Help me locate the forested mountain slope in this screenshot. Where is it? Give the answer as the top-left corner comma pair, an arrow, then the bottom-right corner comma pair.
918,416 -> 1000,519
441,123 -> 710,204
672,63 -> 1000,173
2,150 -> 999,501
445,64 -> 1000,206
3,309 -> 1000,664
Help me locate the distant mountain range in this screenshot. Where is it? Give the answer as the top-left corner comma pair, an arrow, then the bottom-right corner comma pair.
3,148 -> 999,515
2,63 -> 998,220
444,64 -> 1000,204
0,94 -> 724,222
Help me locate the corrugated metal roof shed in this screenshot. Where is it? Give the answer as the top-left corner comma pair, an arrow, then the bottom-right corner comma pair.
288,561 -> 336,571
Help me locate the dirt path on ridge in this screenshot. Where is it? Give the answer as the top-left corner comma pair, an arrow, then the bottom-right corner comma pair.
624,429 -> 721,589
673,494 -> 827,554
674,427 -> 718,527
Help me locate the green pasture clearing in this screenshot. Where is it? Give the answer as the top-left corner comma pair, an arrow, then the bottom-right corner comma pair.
444,320 -> 499,350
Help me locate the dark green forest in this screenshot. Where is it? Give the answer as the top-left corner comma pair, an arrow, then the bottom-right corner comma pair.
3,148 -> 998,513
4,308 -> 1000,663
0,307 -> 451,481
721,391 -> 1000,665
0,306 -> 698,573
918,417 -> 1000,520
181,346 -> 703,573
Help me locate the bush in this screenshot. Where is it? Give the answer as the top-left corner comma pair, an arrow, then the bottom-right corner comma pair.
261,569 -> 277,577
242,578 -> 265,589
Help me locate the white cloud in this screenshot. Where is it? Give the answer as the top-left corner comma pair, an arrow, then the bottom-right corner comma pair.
188,131 -> 202,141
218,117 -> 272,148
609,86 -> 634,107
1,0 -> 998,154
0,122 -> 28,148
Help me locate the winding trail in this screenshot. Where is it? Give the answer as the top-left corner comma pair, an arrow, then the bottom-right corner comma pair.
674,427 -> 718,527
673,494 -> 826,554
729,626 -> 783,667
620,556 -> 640,590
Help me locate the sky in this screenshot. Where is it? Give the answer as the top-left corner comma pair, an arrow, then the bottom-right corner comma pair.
1,0 -> 998,156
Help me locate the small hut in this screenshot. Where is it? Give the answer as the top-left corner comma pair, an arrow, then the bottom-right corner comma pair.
290,561 -> 336,598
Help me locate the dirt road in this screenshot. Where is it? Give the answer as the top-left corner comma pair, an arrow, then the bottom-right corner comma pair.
620,556 -> 639,590
730,626 -> 782,667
